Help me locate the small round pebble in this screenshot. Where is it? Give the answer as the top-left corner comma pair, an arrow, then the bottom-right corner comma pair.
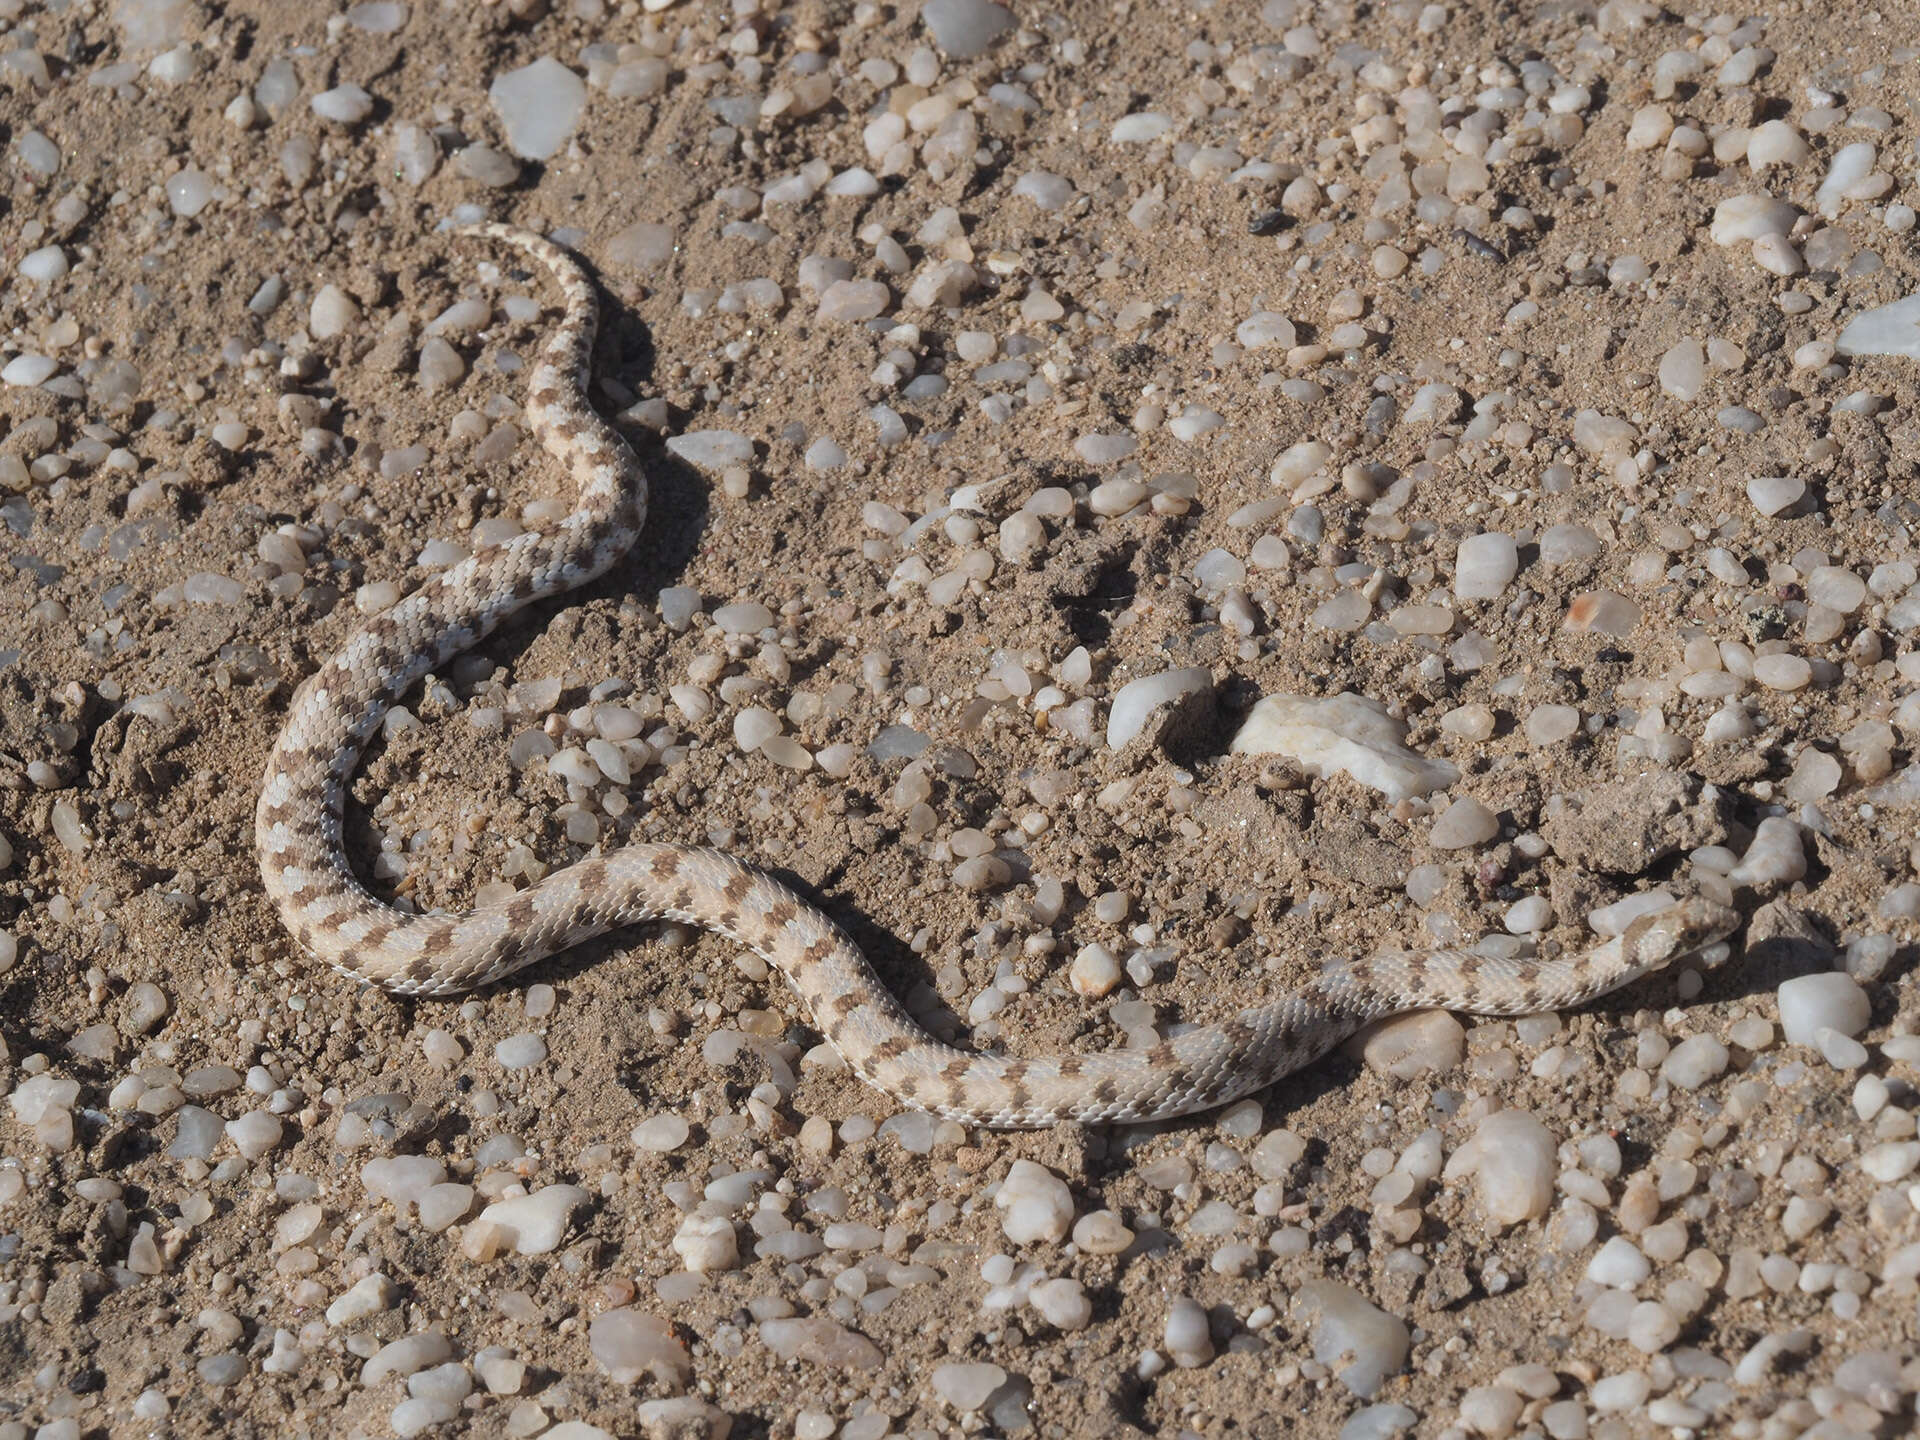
494,1033 -> 548,1069
1430,797 -> 1499,849
1747,475 -> 1806,516
931,1360 -> 1009,1411
1164,1297 -> 1214,1368
1661,1034 -> 1729,1090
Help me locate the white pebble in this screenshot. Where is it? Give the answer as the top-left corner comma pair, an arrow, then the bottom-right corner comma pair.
1658,339 -> 1705,401
489,57 -> 588,160
1586,1237 -> 1651,1288
665,430 -> 752,470
1860,1141 -> 1920,1183
1838,292 -> 1920,360
1111,112 -> 1174,143
225,1110 -> 283,1160
165,167 -> 213,217
1236,311 -> 1296,349
17,245 -> 68,282
921,0 -> 1016,58
1710,194 -> 1797,245
1164,1297 -> 1214,1367
1029,1277 -> 1091,1330
631,1114 -> 691,1151
1430,797 -> 1498,849
309,284 -> 358,340
1290,1281 -> 1411,1399
461,1185 -> 589,1259
327,1272 -> 398,1327
1,354 -> 58,387
1455,532 -> 1518,599
494,1033 -> 547,1069
1727,817 -> 1806,887
672,1213 -> 740,1272
1230,692 -> 1458,803
1815,1027 -> 1869,1069
1443,1109 -> 1556,1228
311,83 -> 374,124
994,1160 -> 1074,1244
931,1361 -> 1009,1411
362,1332 -> 454,1385
1661,1034 -> 1728,1090
1777,973 -> 1869,1046
390,1397 -> 457,1436
1746,120 -> 1809,170
363,1155 -> 447,1211
1747,475 -> 1806,517
1504,896 -> 1551,934
1106,668 -> 1211,749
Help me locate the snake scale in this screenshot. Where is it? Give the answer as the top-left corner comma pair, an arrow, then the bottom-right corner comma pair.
255,225 -> 1742,1127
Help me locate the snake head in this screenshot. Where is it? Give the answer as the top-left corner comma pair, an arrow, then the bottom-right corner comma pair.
1622,897 -> 1742,968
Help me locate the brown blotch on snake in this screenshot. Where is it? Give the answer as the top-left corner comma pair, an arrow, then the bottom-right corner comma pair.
253,225 -> 1743,1128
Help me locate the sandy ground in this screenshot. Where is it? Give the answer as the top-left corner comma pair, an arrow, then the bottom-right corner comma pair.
3,1 -> 1920,1437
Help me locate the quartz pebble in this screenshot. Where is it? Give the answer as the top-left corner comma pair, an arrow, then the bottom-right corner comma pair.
758,1316 -> 882,1371
1430,797 -> 1498,849
1444,1109 -> 1556,1227
462,1186 -> 589,1259
1838,292 -> 1920,359
921,0 -> 1016,58
1291,1281 -> 1411,1399
1658,339 -> 1706,400
1727,817 -> 1806,888
1164,1297 -> 1214,1367
1587,1237 -> 1651,1288
0,354 -> 57,387
1710,194 -> 1797,245
632,1114 -> 691,1151
995,1160 -> 1074,1243
327,1272 -> 397,1326
363,1332 -> 454,1385
1232,692 -> 1458,802
489,57 -> 587,160
672,1213 -> 739,1272
1358,1011 -> 1466,1078
225,1110 -> 283,1160
666,430 -> 753,470
1777,973 -> 1870,1046
1106,667 -> 1211,748
932,1361 -> 1010,1411
636,1398 -> 732,1440
311,83 -> 373,125
494,1033 -> 547,1069
1029,1277 -> 1092,1330
1747,475 -> 1806,517
1661,1034 -> 1729,1090
591,1309 -> 691,1387
309,285 -> 357,340
1455,532 -> 1518,599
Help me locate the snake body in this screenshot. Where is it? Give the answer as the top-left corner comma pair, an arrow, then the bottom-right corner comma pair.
255,226 -> 1741,1127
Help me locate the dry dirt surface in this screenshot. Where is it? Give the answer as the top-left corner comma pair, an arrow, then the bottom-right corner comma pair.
3,0 -> 1920,1437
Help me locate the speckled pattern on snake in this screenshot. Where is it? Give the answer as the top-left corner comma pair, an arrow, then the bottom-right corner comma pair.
255,225 -> 1743,1128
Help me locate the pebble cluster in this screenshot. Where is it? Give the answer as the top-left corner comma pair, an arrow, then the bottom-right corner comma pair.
1,0 -> 1919,1438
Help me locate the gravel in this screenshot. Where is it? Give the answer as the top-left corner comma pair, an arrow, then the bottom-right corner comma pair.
5,3 -> 1919,1437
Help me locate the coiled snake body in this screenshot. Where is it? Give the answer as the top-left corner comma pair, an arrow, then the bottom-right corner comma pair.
256,226 -> 1740,1127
